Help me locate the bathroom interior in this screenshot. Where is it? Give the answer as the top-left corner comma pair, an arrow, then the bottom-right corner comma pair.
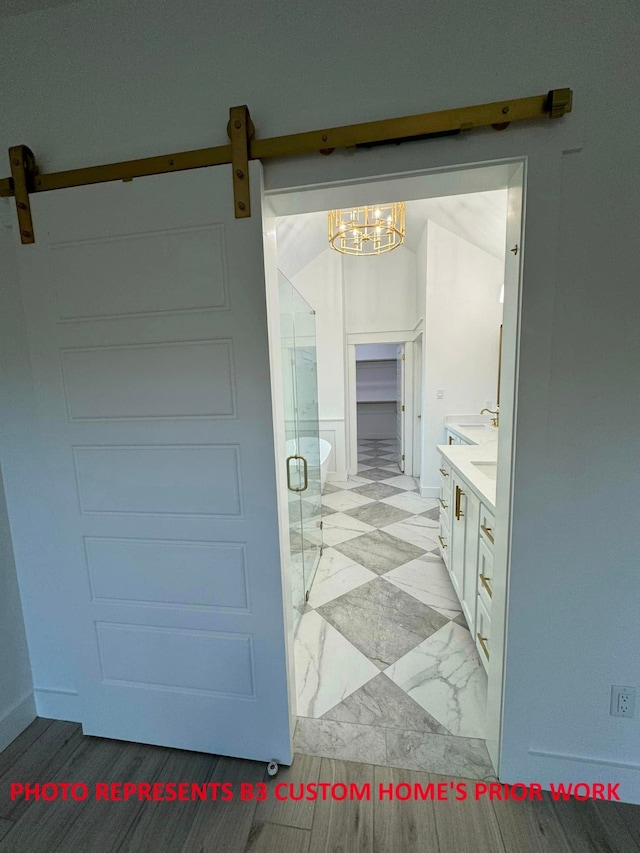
268,170 -> 514,778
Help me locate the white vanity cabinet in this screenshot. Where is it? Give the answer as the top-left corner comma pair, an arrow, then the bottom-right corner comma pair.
437,448 -> 495,673
445,428 -> 461,446
437,460 -> 451,567
445,427 -> 476,447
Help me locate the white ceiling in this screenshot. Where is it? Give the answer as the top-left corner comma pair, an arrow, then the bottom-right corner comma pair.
404,190 -> 507,258
276,189 -> 508,281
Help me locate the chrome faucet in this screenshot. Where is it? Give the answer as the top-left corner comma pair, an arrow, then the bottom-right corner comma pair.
481,407 -> 499,428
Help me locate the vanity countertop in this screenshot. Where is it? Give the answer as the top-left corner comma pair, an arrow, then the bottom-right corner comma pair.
437,439 -> 498,510
445,422 -> 499,447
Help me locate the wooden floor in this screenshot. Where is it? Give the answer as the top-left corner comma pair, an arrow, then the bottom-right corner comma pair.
0,719 -> 639,852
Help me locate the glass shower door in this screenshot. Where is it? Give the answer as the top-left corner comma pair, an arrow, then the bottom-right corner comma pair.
279,271 -> 322,631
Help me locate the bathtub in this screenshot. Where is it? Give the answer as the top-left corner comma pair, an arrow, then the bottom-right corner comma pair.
285,437 -> 332,492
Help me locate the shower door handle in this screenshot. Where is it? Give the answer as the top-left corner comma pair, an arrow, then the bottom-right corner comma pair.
286,455 -> 308,492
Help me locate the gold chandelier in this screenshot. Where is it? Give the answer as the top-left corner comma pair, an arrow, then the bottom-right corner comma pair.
328,202 -> 405,256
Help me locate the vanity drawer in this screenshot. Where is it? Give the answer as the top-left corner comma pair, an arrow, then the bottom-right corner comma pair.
477,537 -> 493,615
438,515 -> 450,568
479,504 -> 496,551
475,595 -> 491,672
437,489 -> 450,527
438,460 -> 451,499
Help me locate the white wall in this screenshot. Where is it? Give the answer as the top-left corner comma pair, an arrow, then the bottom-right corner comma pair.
0,217 -> 35,746
0,463 -> 35,750
344,246 -> 417,334
0,0 -> 638,801
284,241 -> 417,479
421,221 -> 504,490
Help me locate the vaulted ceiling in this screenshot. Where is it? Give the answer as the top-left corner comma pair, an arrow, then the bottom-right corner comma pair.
276,189 -> 508,281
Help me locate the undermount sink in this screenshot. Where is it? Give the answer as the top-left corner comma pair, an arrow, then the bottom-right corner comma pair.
471,461 -> 498,480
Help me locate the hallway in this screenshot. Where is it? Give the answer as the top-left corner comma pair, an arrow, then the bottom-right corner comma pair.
293,440 -> 491,779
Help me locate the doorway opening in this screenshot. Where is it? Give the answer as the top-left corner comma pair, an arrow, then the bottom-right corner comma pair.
265,159 -> 523,778
355,342 -> 409,476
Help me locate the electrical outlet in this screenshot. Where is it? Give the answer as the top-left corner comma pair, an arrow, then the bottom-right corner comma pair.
610,686 -> 636,718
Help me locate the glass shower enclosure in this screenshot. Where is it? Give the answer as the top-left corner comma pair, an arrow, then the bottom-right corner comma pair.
279,271 -> 323,632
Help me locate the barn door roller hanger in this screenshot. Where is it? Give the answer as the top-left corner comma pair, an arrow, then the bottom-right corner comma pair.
1,88 -> 572,244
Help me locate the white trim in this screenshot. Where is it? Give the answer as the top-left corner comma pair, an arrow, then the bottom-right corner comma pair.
0,693 -> 37,752
265,137 -> 575,786
34,687 -> 81,722
319,417 -> 347,481
401,343 -> 413,475
347,329 -> 420,345
347,344 -> 358,476
529,747 -> 640,771
420,486 -> 439,499
262,202 -> 297,755
412,332 -> 424,479
518,748 -> 640,805
347,333 -> 417,477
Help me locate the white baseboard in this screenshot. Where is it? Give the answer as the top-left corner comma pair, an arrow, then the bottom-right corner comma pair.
327,470 -> 348,483
514,747 -> 640,805
0,693 -> 37,753
34,687 -> 82,723
420,485 -> 440,499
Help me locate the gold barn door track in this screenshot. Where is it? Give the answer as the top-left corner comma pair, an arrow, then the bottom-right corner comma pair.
1,88 -> 572,244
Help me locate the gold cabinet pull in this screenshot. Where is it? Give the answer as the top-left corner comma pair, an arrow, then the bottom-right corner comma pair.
438,534 -> 447,549
477,633 -> 490,660
448,436 -> 455,444
455,485 -> 465,520
439,467 -> 449,477
479,573 -> 493,598
480,524 -> 494,544
438,498 -> 448,509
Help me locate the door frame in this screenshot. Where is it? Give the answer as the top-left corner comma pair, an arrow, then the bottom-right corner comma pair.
412,332 -> 424,479
347,332 -> 417,477
264,115 -> 578,776
266,160 -> 523,778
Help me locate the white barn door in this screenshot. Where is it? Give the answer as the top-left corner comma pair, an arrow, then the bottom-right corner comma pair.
14,162 -> 292,763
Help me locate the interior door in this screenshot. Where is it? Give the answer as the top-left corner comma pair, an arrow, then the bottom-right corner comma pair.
396,345 -> 405,471
14,161 -> 292,763
413,335 -> 423,477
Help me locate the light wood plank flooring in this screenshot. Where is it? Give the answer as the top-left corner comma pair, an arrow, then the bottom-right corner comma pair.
0,719 -> 637,852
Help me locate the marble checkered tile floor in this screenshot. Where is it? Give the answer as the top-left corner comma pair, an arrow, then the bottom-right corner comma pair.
293,438 -> 493,780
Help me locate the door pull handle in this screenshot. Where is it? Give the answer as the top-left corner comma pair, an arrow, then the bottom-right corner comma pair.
286,455 -> 308,493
